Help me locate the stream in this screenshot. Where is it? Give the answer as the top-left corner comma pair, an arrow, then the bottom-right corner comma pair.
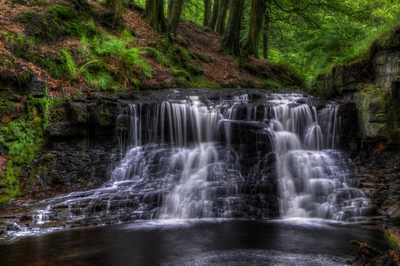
0,89 -> 388,265
0,219 -> 389,266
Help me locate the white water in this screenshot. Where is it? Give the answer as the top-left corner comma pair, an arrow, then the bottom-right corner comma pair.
32,90 -> 370,225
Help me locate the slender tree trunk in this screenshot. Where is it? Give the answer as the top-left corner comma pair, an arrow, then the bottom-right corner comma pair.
143,0 -> 152,19
167,0 -> 173,18
215,0 -> 229,35
203,0 -> 212,27
221,0 -> 244,56
209,0 -> 219,29
263,5 -> 270,60
144,0 -> 167,34
168,0 -> 184,34
105,0 -> 124,25
243,0 -> 266,57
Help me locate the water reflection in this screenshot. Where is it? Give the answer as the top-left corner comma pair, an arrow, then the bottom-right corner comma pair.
0,219 -> 388,266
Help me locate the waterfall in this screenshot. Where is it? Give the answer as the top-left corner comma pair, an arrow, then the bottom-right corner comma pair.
268,101 -> 370,220
32,90 -> 371,225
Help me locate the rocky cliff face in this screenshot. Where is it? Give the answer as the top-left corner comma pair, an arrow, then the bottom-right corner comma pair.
313,27 -> 400,147
313,26 -> 400,224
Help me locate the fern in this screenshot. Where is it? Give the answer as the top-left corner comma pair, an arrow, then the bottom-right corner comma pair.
61,48 -> 77,77
93,35 -> 153,77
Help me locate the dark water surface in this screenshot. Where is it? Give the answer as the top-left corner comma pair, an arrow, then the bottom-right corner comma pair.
0,219 -> 389,266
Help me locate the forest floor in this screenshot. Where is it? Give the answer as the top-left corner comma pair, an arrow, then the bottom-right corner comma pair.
0,0 -> 302,98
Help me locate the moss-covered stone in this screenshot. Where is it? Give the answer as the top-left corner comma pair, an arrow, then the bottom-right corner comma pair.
353,86 -> 390,140
385,228 -> 400,252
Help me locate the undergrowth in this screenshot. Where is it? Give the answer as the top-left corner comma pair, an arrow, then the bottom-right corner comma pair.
0,91 -> 54,202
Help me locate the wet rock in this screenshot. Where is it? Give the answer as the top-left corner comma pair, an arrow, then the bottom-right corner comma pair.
374,50 -> 400,89
0,225 -> 6,234
47,121 -> 87,136
5,221 -> 22,231
24,136 -> 119,199
29,76 -> 46,98
388,81 -> 400,144
337,102 -> 358,150
388,205 -> 400,226
348,240 -> 400,266
69,102 -> 88,124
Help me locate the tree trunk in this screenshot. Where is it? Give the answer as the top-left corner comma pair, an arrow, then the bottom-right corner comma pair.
220,0 -> 244,56
203,0 -> 212,27
143,0 -> 152,19
243,0 -> 266,57
168,0 -> 184,34
167,0 -> 173,18
144,0 -> 167,34
263,5 -> 270,60
208,0 -> 219,30
215,0 -> 229,35
105,0 -> 124,25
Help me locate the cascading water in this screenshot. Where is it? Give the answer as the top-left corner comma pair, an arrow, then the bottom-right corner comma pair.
269,102 -> 369,220
32,89 -> 370,226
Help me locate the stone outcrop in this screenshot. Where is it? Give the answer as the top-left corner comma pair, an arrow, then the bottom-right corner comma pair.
313,29 -> 400,146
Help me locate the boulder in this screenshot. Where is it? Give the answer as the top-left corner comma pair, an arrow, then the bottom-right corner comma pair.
29,76 -> 46,98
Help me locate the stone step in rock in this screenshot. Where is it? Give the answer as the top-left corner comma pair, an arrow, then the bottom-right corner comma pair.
358,182 -> 377,189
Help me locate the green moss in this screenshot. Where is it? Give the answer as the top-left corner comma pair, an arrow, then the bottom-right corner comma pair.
359,85 -> 379,96
385,229 -> 400,252
186,64 -> 204,76
188,76 -> 220,89
28,153 -> 52,186
0,92 -> 10,110
16,5 -> 96,43
34,52 -> 72,79
376,113 -> 387,121
173,76 -> 189,87
0,161 -> 21,202
27,94 -> 51,130
265,80 -> 283,89
1,31 -> 35,58
3,118 -> 43,164
99,106 -> 113,126
0,54 -> 34,87
193,52 -> 212,63
172,67 -> 191,79
146,47 -> 170,66
32,0 -> 50,6
0,91 -> 53,202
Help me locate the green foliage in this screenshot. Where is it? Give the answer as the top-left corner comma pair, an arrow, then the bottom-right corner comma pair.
0,161 -> 21,202
1,31 -> 35,58
76,33 -> 154,90
16,4 -> 97,42
266,0 -> 400,83
34,52 -> 71,80
27,93 -> 51,131
1,31 -> 79,80
82,68 -> 114,90
61,48 -> 78,77
0,90 -> 54,202
172,67 -> 191,79
32,0 -> 50,6
359,85 -> 379,96
92,35 -> 151,77
3,118 -> 44,164
146,47 -> 171,66
188,76 -> 220,89
263,79 -> 282,89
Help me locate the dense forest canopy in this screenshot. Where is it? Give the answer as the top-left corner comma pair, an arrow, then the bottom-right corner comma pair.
125,0 -> 400,83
